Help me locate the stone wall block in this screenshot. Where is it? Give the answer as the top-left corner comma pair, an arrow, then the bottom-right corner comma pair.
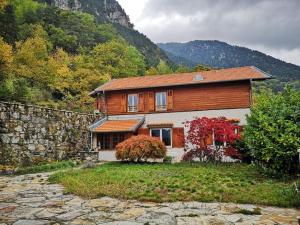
0,101 -> 97,165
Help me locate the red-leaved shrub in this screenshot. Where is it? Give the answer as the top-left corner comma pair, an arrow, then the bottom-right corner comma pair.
116,135 -> 167,162
183,117 -> 242,162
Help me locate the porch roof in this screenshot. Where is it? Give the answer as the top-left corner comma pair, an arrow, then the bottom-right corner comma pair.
89,117 -> 145,133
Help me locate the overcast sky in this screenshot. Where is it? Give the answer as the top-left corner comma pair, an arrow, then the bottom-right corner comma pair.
117,0 -> 300,66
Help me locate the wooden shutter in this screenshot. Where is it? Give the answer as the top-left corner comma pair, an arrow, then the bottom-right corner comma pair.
138,128 -> 150,136
148,92 -> 155,112
138,93 -> 144,112
121,93 -> 127,113
167,90 -> 173,110
172,127 -> 185,148
205,133 -> 213,145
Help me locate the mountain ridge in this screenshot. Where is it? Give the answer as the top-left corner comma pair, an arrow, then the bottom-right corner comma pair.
158,40 -> 300,89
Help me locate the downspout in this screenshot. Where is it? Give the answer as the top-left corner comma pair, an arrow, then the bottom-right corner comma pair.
249,79 -> 253,107
103,90 -> 108,117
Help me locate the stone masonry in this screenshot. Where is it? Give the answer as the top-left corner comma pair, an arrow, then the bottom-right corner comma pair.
0,102 -> 96,166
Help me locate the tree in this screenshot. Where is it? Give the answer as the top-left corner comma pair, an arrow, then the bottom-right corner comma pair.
92,40 -> 146,79
156,60 -> 173,74
0,37 -> 13,75
146,67 -> 159,76
175,65 -> 193,73
0,3 -> 18,44
0,0 -> 8,10
14,33 -> 52,86
244,87 -> 300,175
11,0 -> 41,25
194,64 -> 212,72
183,117 -> 242,162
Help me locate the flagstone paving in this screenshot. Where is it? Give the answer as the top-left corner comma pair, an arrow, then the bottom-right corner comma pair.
0,172 -> 299,225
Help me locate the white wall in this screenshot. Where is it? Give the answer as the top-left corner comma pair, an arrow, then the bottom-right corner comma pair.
97,108 -> 250,161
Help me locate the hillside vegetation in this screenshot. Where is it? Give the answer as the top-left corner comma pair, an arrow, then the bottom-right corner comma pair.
0,0 -> 212,111
159,41 -> 300,91
38,0 -> 171,67
0,0 -> 167,111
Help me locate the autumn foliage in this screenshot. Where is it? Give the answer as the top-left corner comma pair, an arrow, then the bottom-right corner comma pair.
182,117 -> 242,162
116,135 -> 167,162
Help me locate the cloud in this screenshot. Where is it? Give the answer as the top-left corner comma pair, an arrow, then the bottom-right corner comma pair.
130,0 -> 300,65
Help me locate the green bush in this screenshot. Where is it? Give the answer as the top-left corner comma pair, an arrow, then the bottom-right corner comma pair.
244,87 -> 300,175
116,135 -> 167,162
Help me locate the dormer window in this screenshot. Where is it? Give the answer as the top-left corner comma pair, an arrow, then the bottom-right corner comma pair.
156,92 -> 167,111
128,94 -> 138,112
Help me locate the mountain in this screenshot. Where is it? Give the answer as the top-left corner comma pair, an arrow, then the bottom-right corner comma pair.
158,41 -> 300,89
38,0 -> 170,67
39,0 -> 133,28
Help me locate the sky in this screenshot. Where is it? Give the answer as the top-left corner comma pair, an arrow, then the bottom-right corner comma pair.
117,0 -> 300,66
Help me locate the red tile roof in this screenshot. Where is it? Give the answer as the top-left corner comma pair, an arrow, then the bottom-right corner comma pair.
92,66 -> 271,93
93,119 -> 142,133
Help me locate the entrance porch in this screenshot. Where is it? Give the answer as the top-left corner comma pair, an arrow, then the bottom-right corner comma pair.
89,117 -> 145,151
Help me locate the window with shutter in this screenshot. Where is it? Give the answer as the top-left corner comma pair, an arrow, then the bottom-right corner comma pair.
128,94 -> 138,112
155,92 -> 167,111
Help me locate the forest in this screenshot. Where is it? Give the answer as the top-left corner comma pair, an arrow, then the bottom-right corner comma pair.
0,0 -> 188,111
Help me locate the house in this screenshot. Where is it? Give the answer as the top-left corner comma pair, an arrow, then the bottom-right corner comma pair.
89,66 -> 270,160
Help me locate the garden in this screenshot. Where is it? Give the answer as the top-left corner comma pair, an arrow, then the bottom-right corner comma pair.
49,87 -> 300,207
49,162 -> 300,207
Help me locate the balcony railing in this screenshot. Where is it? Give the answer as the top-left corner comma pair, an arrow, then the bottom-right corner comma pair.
128,105 -> 138,112
156,105 -> 167,111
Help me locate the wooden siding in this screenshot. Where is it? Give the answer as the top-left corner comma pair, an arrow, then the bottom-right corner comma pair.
104,81 -> 251,115
138,128 -> 150,136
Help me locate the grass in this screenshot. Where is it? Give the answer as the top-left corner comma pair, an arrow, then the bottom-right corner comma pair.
15,160 -> 77,175
49,162 -> 300,207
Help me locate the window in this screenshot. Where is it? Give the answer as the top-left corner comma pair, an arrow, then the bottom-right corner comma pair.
128,94 -> 138,112
151,128 -> 172,147
155,92 -> 167,111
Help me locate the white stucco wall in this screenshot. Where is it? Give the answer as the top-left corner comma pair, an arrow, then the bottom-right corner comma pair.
97,108 -> 250,161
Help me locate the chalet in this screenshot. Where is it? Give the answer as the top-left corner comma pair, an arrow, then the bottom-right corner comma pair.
89,66 -> 270,160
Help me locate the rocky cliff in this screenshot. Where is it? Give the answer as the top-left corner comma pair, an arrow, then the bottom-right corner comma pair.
41,0 -> 133,28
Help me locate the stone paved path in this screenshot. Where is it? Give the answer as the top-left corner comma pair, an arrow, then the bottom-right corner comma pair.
0,172 -> 299,225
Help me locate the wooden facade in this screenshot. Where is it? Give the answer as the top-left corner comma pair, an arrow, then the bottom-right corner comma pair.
90,67 -> 269,152
94,81 -> 251,116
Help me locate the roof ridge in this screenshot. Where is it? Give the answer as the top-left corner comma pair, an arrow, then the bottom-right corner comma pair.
90,66 -> 270,94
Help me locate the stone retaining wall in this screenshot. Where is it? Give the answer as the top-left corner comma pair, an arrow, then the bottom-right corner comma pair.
0,101 -> 97,166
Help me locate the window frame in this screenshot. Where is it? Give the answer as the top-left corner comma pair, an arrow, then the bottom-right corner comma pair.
155,92 -> 167,111
150,128 -> 172,147
127,94 -> 138,112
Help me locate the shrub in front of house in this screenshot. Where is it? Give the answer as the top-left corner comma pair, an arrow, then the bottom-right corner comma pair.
182,117 -> 242,162
116,135 -> 167,162
244,87 -> 300,175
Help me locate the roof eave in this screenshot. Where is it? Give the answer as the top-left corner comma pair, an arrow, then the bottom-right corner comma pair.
93,78 -> 271,92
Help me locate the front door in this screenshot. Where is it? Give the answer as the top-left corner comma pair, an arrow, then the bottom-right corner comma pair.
150,128 -> 172,147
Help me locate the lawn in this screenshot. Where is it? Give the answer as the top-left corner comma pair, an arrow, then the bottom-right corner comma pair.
15,160 -> 77,175
49,162 -> 300,207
